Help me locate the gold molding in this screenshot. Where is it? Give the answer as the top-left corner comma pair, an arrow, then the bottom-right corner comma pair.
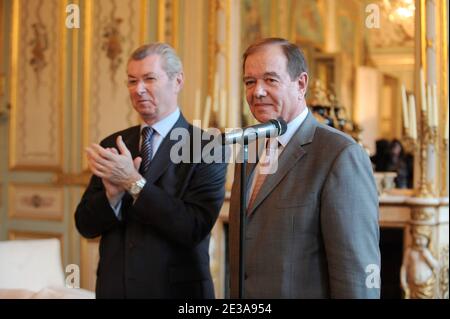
139,0 -> 148,44
420,0 -> 427,71
426,38 -> 435,49
172,0 -> 179,51
54,171 -> 92,186
8,229 -> 63,242
270,0 -> 277,37
71,0 -> 80,175
60,0 -> 67,173
207,0 -> 218,99
156,0 -> 179,48
80,237 -> 100,291
371,55 -> 415,66
157,0 -> 166,42
225,0 -> 230,103
439,0 -> 448,197
0,74 -> 4,97
0,0 -> 3,69
9,0 -> 19,169
82,0 -> 93,171
278,0 -> 288,39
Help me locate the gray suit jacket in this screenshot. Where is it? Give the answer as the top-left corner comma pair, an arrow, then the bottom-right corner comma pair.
229,112 -> 381,298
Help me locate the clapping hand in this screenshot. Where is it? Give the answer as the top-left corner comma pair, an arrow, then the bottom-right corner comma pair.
86,136 -> 142,203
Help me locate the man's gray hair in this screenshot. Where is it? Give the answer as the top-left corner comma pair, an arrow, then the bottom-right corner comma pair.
128,43 -> 183,79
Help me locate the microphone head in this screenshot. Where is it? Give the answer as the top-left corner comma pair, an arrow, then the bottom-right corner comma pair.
269,118 -> 287,135
277,118 -> 288,135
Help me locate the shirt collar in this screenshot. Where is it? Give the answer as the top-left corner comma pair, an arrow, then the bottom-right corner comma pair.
276,107 -> 309,148
140,108 -> 180,138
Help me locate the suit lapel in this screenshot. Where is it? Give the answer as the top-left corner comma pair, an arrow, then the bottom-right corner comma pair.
247,111 -> 318,215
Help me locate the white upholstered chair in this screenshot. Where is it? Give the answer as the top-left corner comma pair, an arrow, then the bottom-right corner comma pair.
0,238 -> 94,299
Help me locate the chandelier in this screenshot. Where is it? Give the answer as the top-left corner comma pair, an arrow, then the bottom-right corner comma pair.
383,0 -> 415,21
380,0 -> 415,39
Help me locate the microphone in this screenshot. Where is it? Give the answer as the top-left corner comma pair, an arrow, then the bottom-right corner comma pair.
221,118 -> 288,145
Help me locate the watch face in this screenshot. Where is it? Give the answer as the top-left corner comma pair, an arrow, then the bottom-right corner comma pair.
131,184 -> 140,195
130,179 -> 145,195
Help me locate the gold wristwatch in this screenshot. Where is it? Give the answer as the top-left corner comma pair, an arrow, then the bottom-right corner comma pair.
128,177 -> 146,199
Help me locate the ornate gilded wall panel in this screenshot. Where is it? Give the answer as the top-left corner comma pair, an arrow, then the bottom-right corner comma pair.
290,0 -> 326,50
9,0 -> 65,170
8,183 -> 64,221
82,0 -> 144,169
241,0 -> 271,53
157,0 -> 179,50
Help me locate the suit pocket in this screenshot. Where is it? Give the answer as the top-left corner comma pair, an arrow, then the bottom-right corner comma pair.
169,263 -> 211,283
276,193 -> 316,208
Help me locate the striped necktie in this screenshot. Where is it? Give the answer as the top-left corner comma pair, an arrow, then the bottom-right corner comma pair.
140,126 -> 154,174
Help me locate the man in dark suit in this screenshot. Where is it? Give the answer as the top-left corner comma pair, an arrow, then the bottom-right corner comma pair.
229,38 -> 381,298
75,43 -> 227,298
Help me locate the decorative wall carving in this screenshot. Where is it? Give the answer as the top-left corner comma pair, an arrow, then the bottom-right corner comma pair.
101,14 -> 124,85
8,183 -> 64,221
29,22 -> 48,80
411,206 -> 434,221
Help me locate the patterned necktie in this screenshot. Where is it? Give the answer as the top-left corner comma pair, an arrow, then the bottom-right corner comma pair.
247,138 -> 280,213
140,126 -> 154,174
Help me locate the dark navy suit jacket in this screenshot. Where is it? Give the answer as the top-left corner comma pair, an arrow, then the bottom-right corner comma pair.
75,114 -> 227,298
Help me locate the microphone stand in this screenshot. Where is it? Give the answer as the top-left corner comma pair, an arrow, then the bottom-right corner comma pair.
239,141 -> 249,299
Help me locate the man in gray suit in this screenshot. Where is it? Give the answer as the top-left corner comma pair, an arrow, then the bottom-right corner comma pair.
229,38 -> 381,298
